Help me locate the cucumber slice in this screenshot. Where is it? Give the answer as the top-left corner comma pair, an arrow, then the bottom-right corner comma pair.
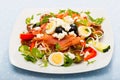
93,42 -> 110,53
86,37 -> 94,44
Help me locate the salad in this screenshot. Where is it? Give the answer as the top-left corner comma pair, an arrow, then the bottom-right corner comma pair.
19,9 -> 110,67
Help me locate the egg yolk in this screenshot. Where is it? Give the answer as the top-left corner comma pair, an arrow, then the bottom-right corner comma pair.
46,21 -> 54,30
51,54 -> 63,64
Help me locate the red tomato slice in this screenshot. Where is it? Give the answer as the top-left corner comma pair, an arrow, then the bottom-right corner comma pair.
20,33 -> 34,40
84,47 -> 97,61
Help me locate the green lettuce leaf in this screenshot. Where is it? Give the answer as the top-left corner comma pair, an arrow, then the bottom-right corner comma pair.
31,48 -> 44,59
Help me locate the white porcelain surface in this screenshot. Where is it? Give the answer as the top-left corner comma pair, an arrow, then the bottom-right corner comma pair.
9,8 -> 114,74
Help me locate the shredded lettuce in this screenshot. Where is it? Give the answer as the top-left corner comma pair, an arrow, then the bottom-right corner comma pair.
67,9 -> 79,16
40,15 -> 50,25
85,11 -> 104,25
58,9 -> 66,14
85,11 -> 94,21
50,12 -> 56,17
31,48 -> 44,59
25,15 -> 34,24
22,54 -> 37,63
94,17 -> 104,25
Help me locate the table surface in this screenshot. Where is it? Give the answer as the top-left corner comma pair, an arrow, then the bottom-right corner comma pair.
0,0 -> 120,80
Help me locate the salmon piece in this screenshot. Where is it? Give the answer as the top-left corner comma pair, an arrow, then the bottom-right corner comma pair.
34,34 -> 82,51
33,34 -> 58,44
42,34 -> 58,45
59,36 -> 81,50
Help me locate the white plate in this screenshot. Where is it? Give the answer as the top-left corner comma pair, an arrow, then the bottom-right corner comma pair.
9,8 -> 114,74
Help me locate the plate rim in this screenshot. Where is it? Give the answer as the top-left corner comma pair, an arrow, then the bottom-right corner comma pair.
9,8 -> 114,74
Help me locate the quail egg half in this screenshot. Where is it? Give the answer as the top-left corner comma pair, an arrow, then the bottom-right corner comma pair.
48,52 -> 64,66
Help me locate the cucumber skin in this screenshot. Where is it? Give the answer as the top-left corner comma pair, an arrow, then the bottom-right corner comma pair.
94,43 -> 110,53
103,45 -> 110,53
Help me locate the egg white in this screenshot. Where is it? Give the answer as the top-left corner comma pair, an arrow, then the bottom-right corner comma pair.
52,31 -> 67,40
46,21 -> 56,34
78,26 -> 92,37
63,16 -> 74,24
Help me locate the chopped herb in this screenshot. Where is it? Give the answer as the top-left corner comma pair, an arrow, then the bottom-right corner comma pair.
63,55 -> 73,67
87,60 -> 96,65
58,9 -> 66,14
55,43 -> 61,51
25,15 -> 34,24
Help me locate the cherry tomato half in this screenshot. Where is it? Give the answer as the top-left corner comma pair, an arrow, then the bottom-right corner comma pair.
84,47 -> 97,61
20,33 -> 34,40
